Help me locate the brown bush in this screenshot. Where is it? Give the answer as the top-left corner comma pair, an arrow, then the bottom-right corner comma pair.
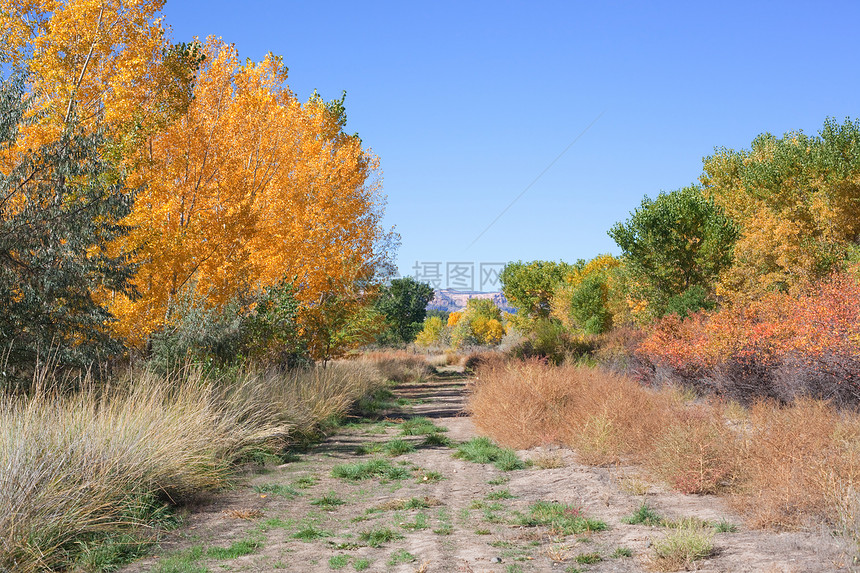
468,359 -> 860,537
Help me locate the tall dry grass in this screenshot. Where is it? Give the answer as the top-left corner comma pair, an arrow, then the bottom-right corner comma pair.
0,362 -> 382,573
469,359 -> 860,539
360,350 -> 434,383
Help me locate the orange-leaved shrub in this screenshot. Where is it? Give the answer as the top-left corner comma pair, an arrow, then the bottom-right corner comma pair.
639,272 -> 860,406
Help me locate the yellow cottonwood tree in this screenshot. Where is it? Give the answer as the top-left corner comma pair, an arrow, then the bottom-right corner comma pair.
701,119 -> 860,302
0,0 -> 171,153
109,38 -> 393,344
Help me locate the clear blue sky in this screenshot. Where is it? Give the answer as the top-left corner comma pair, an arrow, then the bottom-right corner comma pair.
163,0 -> 860,290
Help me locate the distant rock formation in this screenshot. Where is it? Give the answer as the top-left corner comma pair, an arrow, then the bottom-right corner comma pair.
426,289 -> 515,314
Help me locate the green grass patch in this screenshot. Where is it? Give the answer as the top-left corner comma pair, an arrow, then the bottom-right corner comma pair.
712,519 -> 738,533
358,526 -> 404,548
399,416 -> 448,435
311,492 -> 347,509
416,469 -> 444,483
252,483 -> 301,498
516,501 -> 607,535
622,503 -> 663,526
387,549 -> 416,566
486,489 -> 514,500
293,475 -> 318,489
331,458 -> 411,481
353,557 -> 371,571
652,522 -> 714,569
257,517 -> 294,532
421,432 -> 452,447
292,525 -> 333,542
400,512 -> 429,531
381,438 -> 416,456
488,475 -> 510,485
153,547 -> 207,573
454,437 -> 525,471
205,538 -> 261,559
575,552 -> 602,564
329,554 -> 350,569
611,547 -> 633,558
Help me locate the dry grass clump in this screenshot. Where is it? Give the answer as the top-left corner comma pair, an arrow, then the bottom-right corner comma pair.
469,359 -> 860,539
470,360 -> 675,464
360,350 -> 434,383
0,362 -> 382,573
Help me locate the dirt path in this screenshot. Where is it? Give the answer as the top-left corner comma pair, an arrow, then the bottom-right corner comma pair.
123,373 -> 849,573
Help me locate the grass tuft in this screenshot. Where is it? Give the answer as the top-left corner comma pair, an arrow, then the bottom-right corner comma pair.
454,437 -> 525,471
516,501 -> 607,535
331,458 -> 411,481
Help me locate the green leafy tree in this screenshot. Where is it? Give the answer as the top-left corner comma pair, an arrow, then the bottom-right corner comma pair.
374,277 -> 434,344
569,274 -> 612,335
608,186 -> 738,319
0,75 -> 136,380
500,260 -> 573,320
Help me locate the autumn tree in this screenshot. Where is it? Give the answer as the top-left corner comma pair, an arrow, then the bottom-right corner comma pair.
0,74 -> 135,378
0,0 -> 193,155
608,186 -> 738,319
701,118 -> 860,302
108,38 -> 396,345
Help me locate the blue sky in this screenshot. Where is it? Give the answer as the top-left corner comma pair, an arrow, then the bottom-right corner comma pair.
163,1 -> 860,290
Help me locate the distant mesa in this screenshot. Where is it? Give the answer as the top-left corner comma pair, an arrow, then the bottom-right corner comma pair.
426,289 -> 515,314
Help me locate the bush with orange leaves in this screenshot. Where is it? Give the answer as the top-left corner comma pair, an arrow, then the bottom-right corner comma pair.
639,272 -> 860,406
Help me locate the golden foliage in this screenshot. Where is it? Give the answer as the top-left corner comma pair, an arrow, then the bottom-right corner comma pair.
107,38 -> 388,344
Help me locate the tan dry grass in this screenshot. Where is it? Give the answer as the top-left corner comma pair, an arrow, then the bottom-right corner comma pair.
360,350 -> 434,383
469,359 -> 860,543
0,361 -> 382,573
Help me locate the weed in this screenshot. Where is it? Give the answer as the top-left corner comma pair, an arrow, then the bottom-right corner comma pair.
358,526 -> 403,548
622,503 -> 663,526
387,549 -> 416,565
488,475 -> 510,485
475,528 -> 491,535
331,458 -> 410,481
433,524 -> 453,535
454,437 -> 526,471
353,557 -> 371,571
311,492 -> 347,509
516,501 -> 607,535
329,554 -> 350,569
611,547 -> 633,558
486,489 -> 514,500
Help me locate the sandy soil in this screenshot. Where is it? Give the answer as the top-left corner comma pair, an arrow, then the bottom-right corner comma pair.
121,373 -> 851,573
